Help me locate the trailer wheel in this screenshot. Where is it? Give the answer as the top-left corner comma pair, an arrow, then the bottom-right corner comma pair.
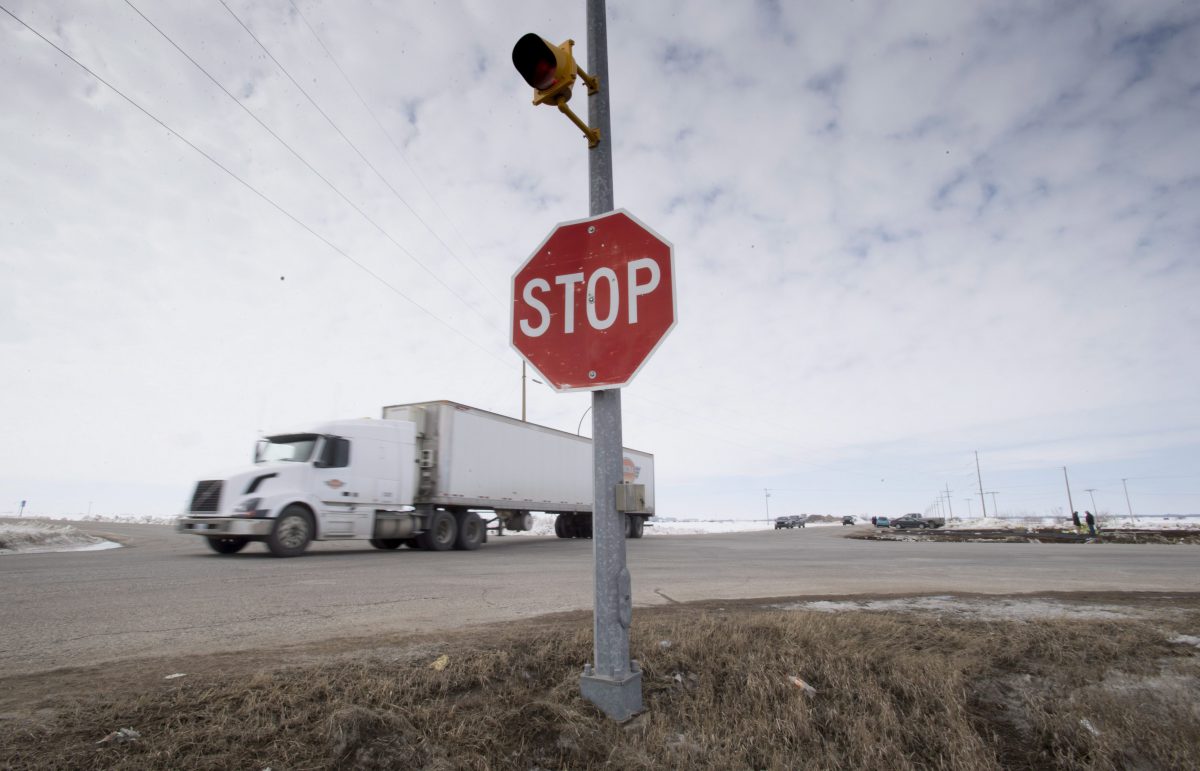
629,516 -> 645,539
453,512 -> 484,551
575,517 -> 593,539
369,538 -> 403,550
416,510 -> 457,551
267,506 -> 312,557
206,536 -> 248,554
555,514 -> 576,539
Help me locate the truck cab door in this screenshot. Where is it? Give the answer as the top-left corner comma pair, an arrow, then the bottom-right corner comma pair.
312,436 -> 367,537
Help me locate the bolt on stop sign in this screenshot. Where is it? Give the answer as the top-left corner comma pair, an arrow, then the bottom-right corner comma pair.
511,209 -> 676,391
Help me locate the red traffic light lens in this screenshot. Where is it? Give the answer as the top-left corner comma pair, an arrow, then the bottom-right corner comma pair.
513,33 -> 558,90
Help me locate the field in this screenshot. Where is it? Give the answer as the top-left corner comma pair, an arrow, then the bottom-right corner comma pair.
2,593 -> 1198,770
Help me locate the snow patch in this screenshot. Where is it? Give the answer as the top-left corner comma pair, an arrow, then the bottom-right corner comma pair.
0,520 -> 121,554
777,596 -> 1160,622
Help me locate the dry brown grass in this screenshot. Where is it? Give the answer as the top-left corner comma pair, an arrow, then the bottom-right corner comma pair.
2,600 -> 1198,770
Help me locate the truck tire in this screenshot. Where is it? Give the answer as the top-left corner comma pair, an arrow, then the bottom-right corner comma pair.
453,512 -> 484,551
416,510 -> 457,551
629,516 -> 645,539
554,514 -> 571,539
267,506 -> 313,557
369,538 -> 403,550
206,536 -> 248,554
575,517 -> 593,539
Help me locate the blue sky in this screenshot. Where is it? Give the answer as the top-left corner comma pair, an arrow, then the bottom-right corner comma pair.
1,0 -> 1197,519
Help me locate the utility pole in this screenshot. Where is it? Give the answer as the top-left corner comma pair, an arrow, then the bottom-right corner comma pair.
975,450 -> 987,518
1084,488 -> 1098,518
764,488 -> 771,524
944,485 -> 954,522
1063,466 -> 1076,523
577,0 -> 640,721
963,498 -> 973,517
1122,478 -> 1135,528
987,491 -> 999,518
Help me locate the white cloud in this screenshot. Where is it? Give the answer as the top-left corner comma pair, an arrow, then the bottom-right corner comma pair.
1,0 -> 1197,519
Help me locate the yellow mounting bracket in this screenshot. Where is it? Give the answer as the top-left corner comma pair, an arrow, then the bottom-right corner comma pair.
556,99 -> 601,148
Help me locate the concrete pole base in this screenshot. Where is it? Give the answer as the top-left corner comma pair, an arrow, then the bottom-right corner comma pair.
580,661 -> 643,721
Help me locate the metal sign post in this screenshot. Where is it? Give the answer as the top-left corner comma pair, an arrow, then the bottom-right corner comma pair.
577,0 -> 642,721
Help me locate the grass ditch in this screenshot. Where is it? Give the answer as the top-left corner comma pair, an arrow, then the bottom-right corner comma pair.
2,598 -> 1199,769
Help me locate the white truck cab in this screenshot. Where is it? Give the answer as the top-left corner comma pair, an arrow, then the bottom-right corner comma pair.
177,419 -> 423,556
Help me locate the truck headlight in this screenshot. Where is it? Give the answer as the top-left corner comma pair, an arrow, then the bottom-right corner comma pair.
233,497 -> 262,516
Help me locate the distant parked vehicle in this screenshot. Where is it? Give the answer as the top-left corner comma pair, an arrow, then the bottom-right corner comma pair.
891,514 -> 945,529
775,515 -> 805,529
842,516 -> 855,526
790,515 -> 806,528
875,516 -> 891,528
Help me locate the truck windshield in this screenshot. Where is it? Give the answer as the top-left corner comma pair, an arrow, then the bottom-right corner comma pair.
255,434 -> 319,463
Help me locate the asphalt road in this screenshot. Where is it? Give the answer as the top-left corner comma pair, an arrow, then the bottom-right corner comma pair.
3,522 -> 1198,677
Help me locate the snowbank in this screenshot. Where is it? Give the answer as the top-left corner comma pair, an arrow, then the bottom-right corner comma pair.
945,515 -> 1200,531
0,520 -> 121,554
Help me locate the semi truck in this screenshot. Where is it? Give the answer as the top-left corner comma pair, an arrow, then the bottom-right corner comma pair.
176,400 -> 655,557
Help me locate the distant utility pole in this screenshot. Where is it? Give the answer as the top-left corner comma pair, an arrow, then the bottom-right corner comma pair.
987,491 -> 999,518
1084,488 -> 1098,517
1122,478 -> 1135,528
1063,467 -> 1076,521
944,485 -> 954,522
975,450 -> 988,518
764,488 -> 771,524
963,498 -> 973,517
18,499 -> 26,517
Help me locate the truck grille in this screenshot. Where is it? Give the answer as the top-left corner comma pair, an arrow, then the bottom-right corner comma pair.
190,480 -> 223,512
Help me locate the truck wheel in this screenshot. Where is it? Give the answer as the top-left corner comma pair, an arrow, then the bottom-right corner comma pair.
369,538 -> 403,550
267,506 -> 312,557
206,536 -> 248,554
629,516 -> 645,539
576,517 -> 593,539
554,514 -> 570,539
416,510 -> 457,551
453,512 -> 484,550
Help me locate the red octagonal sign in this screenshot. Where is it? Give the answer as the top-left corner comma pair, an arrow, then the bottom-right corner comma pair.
511,209 -> 676,391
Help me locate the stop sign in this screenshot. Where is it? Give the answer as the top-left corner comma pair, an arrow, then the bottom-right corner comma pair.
511,209 -> 675,391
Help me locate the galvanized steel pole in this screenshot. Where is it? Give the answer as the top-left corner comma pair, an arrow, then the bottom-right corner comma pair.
578,0 -> 642,721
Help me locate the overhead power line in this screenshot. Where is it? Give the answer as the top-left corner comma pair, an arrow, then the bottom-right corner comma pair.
123,0 -> 491,327
0,2 -> 510,369
286,0 -> 502,305
215,0 -> 499,312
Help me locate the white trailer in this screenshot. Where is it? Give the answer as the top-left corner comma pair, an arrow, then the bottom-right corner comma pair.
177,401 -> 654,557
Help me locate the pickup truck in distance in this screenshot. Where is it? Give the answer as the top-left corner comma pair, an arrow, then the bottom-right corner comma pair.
891,514 -> 945,529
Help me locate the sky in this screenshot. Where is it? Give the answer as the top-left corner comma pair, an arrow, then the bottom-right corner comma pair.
2,0 -> 1198,521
